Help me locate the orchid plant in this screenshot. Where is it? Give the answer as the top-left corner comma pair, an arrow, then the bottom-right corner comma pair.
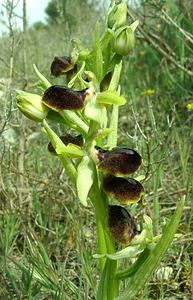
16,1 -> 184,299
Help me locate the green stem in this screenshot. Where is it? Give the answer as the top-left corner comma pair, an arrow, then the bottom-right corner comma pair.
90,174 -> 119,299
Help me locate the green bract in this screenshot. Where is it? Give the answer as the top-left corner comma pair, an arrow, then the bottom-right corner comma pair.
47,134 -> 83,155
76,156 -> 94,207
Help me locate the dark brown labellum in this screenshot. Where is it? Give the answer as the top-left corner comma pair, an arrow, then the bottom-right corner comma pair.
48,134 -> 83,154
51,56 -> 74,77
103,176 -> 144,204
108,205 -> 138,244
42,85 -> 89,111
96,147 -> 142,176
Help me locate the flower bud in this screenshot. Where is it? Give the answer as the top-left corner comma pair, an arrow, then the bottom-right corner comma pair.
51,56 -> 75,77
96,147 -> 142,176
48,134 -> 83,155
108,205 -> 138,244
103,176 -> 145,204
107,0 -> 127,30
16,91 -> 49,122
113,26 -> 135,56
42,85 -> 95,111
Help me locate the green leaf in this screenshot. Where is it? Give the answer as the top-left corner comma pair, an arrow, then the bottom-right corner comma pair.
96,261 -> 108,300
107,105 -> 119,148
76,156 -> 94,206
116,197 -> 185,300
107,61 -> 123,148
100,28 -> 114,75
108,61 -> 122,91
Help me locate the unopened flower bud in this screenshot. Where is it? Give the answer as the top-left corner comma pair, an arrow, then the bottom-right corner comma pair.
16,91 -> 49,122
107,0 -> 127,30
42,85 -> 95,111
96,147 -> 142,176
103,176 -> 145,204
108,205 -> 138,244
48,134 -> 83,155
113,25 -> 135,56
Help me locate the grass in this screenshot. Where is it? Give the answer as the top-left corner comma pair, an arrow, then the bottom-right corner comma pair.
0,2 -> 193,299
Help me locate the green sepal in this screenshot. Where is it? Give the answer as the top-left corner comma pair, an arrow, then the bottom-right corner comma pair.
43,121 -> 83,158
130,20 -> 139,32
33,64 -> 51,90
96,91 -> 126,106
43,120 -> 77,184
76,156 -> 95,206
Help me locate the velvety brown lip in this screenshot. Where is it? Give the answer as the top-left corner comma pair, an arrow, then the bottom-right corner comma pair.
96,146 -> 142,176
103,176 -> 144,204
108,205 -> 138,244
42,85 -> 89,111
51,56 -> 73,77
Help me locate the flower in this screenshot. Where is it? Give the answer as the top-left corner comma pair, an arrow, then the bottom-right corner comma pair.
96,146 -> 142,176
187,102 -> 193,110
108,205 -> 138,244
42,85 -> 95,111
16,91 -> 49,122
48,134 -> 83,155
103,176 -> 145,204
141,89 -> 155,96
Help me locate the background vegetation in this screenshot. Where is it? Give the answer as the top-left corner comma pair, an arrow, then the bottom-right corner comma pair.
0,0 -> 192,299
